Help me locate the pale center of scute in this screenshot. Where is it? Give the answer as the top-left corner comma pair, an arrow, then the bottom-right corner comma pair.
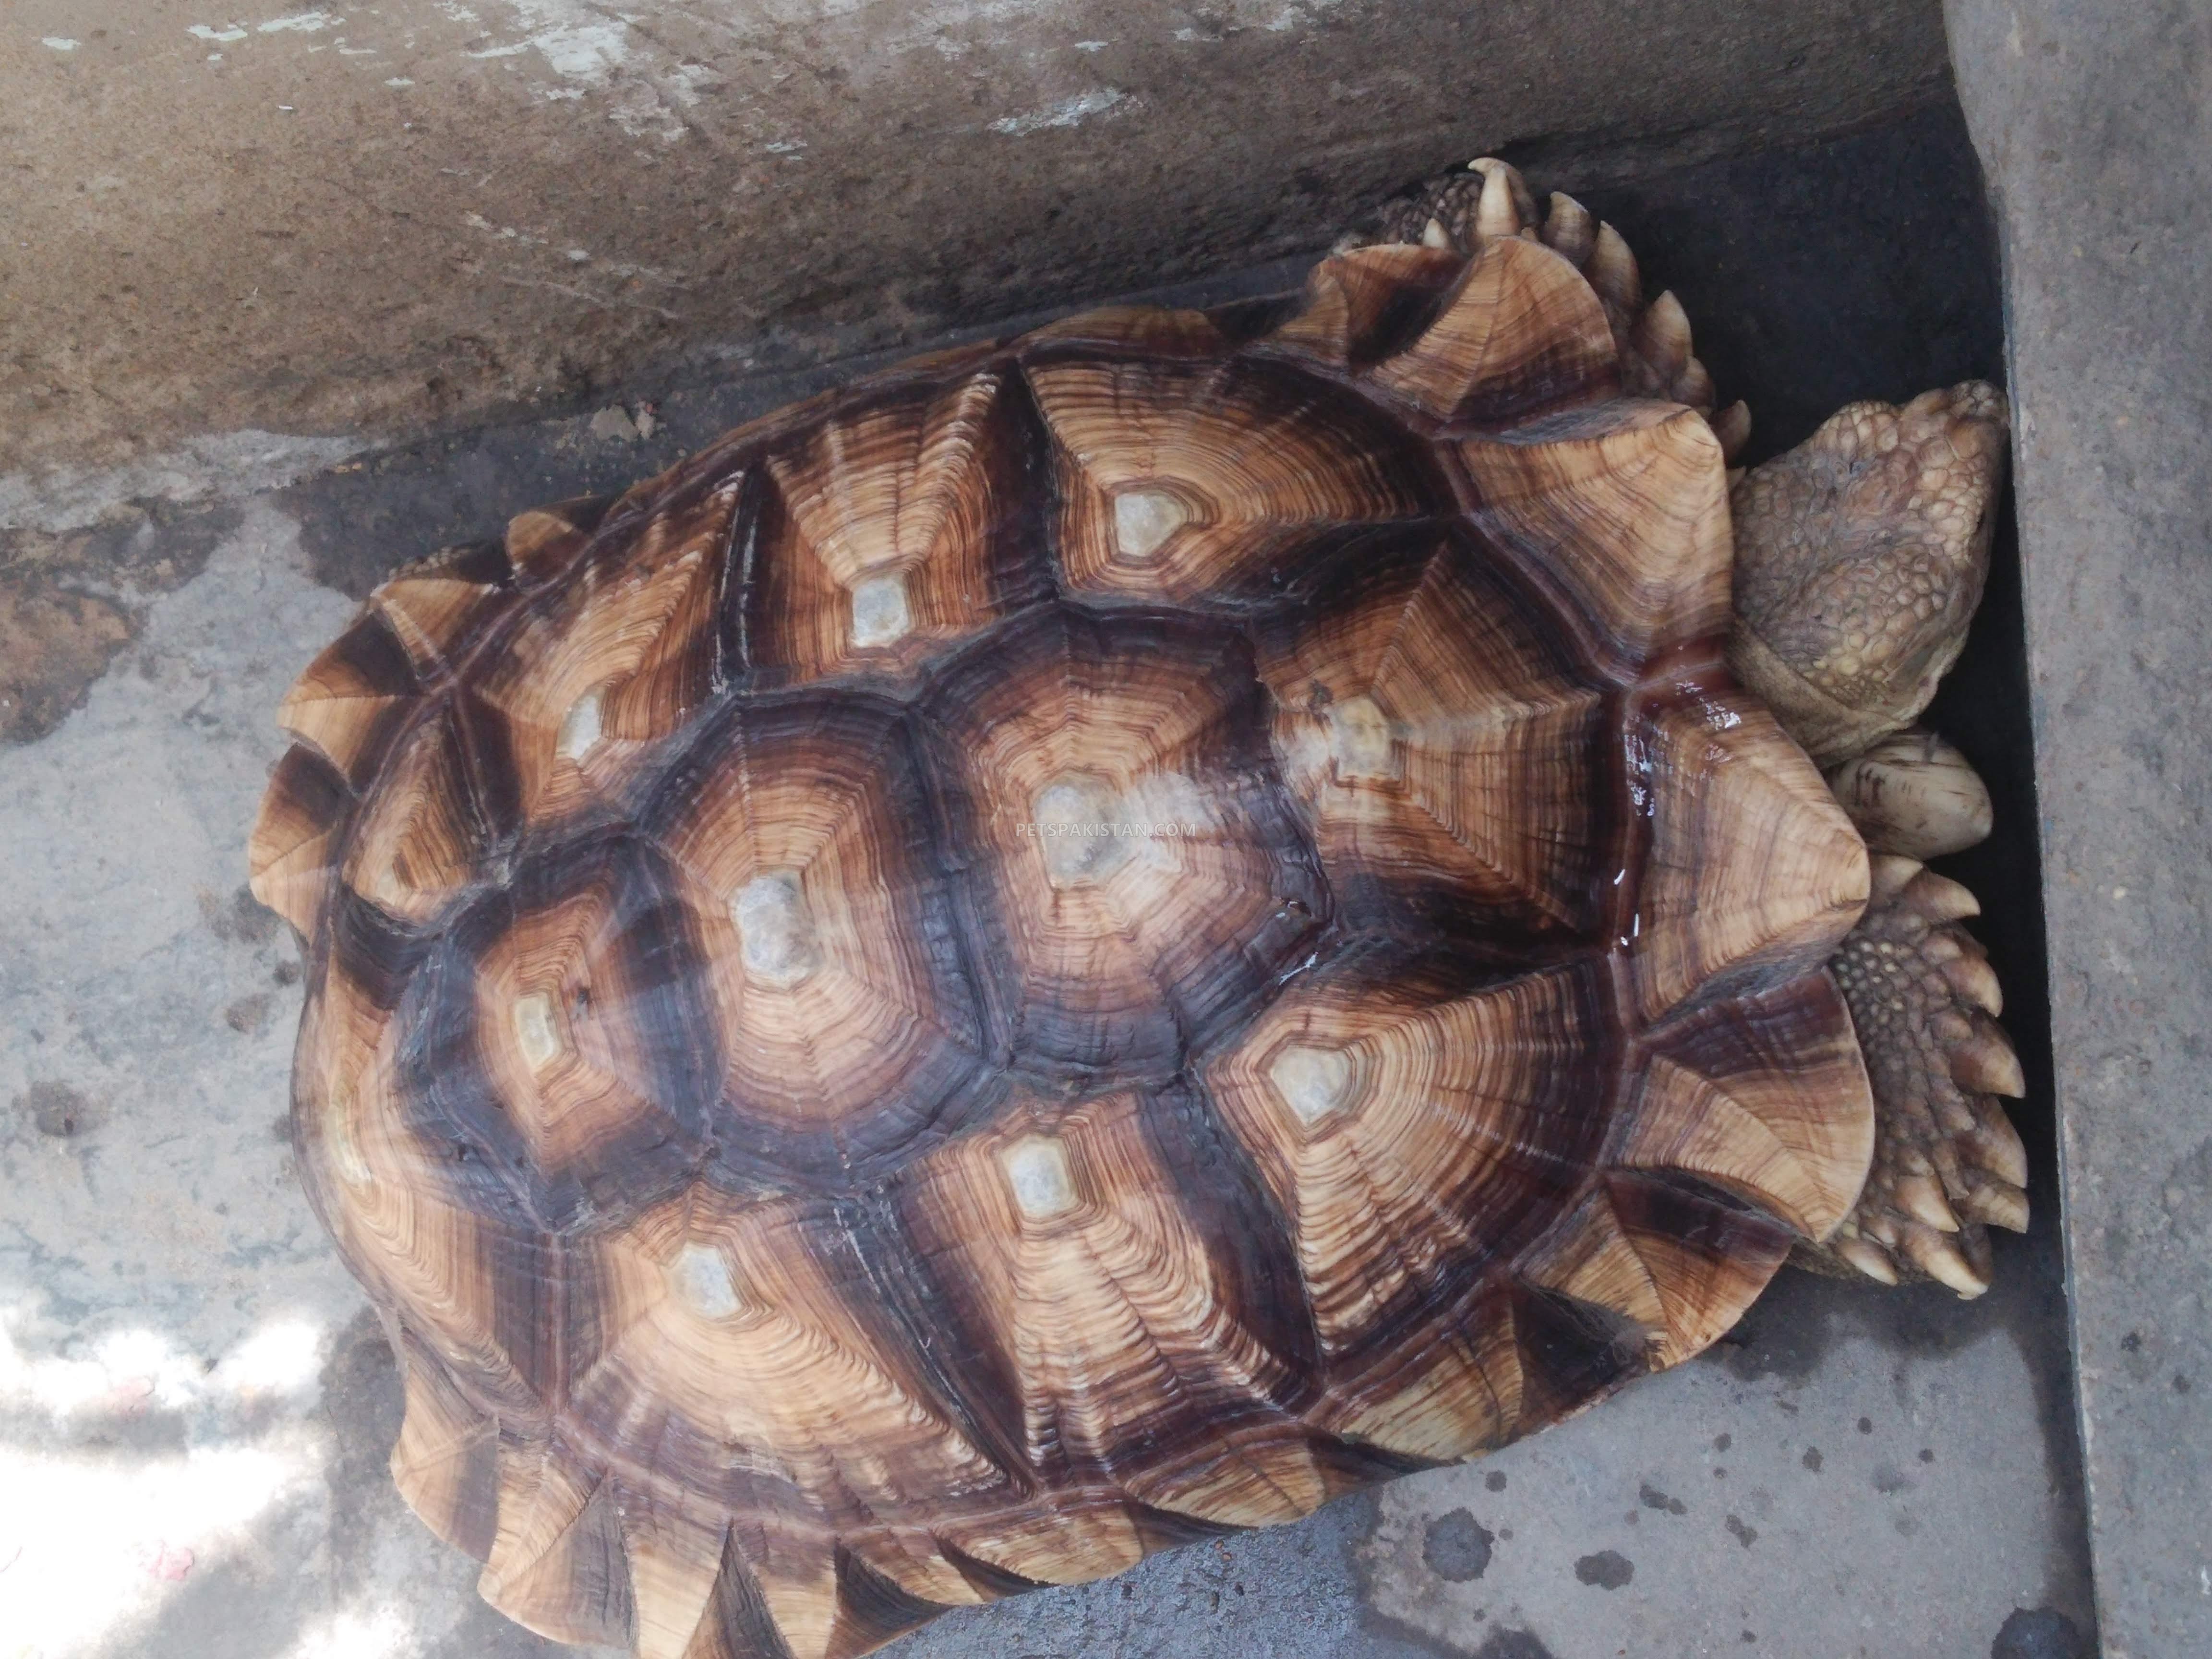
1032,773 -> 1136,887
511,991 -> 564,1072
1111,489 -> 1187,562
670,1242 -> 743,1319
555,688 -> 605,761
731,870 -> 822,988
1268,1042 -> 1355,1127
849,569 -> 914,648
999,1135 -> 1079,1220
1325,694 -> 1400,781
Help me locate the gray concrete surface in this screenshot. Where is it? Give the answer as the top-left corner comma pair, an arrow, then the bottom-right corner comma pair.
0,103 -> 2101,1659
1946,4 -> 2212,1655
0,0 -> 1957,478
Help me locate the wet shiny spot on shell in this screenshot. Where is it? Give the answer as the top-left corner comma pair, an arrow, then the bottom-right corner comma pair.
511,992 -> 564,1072
849,570 -> 914,648
1000,1135 -> 1079,1219
732,870 -> 823,988
1111,489 -> 1187,562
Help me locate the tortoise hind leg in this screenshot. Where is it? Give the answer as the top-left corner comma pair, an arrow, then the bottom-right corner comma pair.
1812,854 -> 2030,1297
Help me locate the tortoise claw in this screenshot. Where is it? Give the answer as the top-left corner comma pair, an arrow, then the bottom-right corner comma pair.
1817,856 -> 2032,1298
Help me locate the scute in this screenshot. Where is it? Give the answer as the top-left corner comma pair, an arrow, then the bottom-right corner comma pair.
252,226 -> 1875,1659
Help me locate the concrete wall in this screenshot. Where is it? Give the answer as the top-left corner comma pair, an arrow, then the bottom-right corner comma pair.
3,0 -> 1952,476
1946,2 -> 2212,1653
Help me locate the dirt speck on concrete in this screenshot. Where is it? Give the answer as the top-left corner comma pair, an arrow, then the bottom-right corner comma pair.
17,1080 -> 105,1139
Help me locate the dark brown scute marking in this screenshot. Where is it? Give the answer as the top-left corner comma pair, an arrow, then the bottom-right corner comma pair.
831,1543 -> 949,1649
469,1229 -> 568,1409
1199,290 -> 1306,347
1310,1430 -> 1445,1486
700,1529 -> 801,1659
395,1330 -> 504,1557
554,1476 -> 638,1645
326,883 -> 438,1014
1214,517 -> 1444,614
1508,1280 -> 1653,1428
712,464 -> 773,686
295,612 -> 425,789
325,607 -> 426,699
1605,1168 -> 1799,1261
264,742 -> 355,843
814,1192 -> 1036,1479
865,1181 -> 1033,1475
1125,1499 -> 1244,1550
448,691 -> 525,854
1136,1078 -> 1322,1401
409,538 -> 515,589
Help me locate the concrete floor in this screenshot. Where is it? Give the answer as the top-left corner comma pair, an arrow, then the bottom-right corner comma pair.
0,105 -> 2098,1659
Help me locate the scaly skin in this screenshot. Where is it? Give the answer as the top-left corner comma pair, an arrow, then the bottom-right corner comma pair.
1729,385 -> 2011,768
1367,159 -> 2028,1297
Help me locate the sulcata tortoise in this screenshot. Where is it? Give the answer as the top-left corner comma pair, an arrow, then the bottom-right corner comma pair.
247,157 -> 2022,1656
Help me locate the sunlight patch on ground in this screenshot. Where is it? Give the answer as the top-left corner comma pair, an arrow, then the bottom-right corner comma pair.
0,1441 -> 307,1653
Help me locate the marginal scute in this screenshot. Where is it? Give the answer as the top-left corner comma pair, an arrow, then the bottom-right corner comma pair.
374,571 -> 512,680
1620,971 -> 1874,1241
390,1341 -> 501,1560
1459,399 -> 1732,668
506,494 -> 615,589
1326,1297 -> 1525,1462
478,480 -> 733,824
1633,692 -> 1870,1022
247,743 -> 352,934
1265,242 -> 1466,368
753,371 -> 1048,683
340,709 -> 485,921
1367,236 -> 1618,426
1599,1173 -> 1797,1364
276,612 -> 420,786
616,1491 -> 729,1659
479,1445 -> 635,1645
1518,1187 -> 1669,1340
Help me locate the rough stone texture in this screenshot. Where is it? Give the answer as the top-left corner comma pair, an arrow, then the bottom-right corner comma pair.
0,0 -> 1956,477
0,99 -> 2100,1658
1945,4 -> 2212,1655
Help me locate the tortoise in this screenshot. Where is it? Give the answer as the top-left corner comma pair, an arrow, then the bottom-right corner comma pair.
246,156 -> 2023,1657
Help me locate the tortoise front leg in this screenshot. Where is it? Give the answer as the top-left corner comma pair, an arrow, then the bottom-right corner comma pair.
1728,383 -> 2028,1296
1820,854 -> 2030,1295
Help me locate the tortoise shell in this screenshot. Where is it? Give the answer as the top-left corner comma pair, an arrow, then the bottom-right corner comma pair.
249,233 -> 1874,1658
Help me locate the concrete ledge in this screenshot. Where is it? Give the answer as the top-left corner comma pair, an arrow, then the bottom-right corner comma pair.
1946,2 -> 2212,1653
0,0 -> 1954,475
